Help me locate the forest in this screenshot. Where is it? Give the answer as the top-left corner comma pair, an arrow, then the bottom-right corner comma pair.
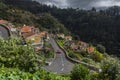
0,0 -> 120,79
3,0 -> 120,56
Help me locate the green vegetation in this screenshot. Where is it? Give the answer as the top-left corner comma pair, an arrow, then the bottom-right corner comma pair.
99,57 -> 120,80
0,38 -> 119,80
0,67 -> 70,80
51,6 -> 120,56
0,0 -> 68,34
96,44 -> 106,53
1,0 -> 120,79
57,39 -> 65,47
0,37 -> 43,72
57,40 -> 103,68
71,64 -> 90,80
70,60 -> 120,80
42,41 -> 54,58
0,37 -> 69,80
68,51 -> 79,59
38,13 -> 68,34
4,0 -> 120,55
90,50 -> 104,62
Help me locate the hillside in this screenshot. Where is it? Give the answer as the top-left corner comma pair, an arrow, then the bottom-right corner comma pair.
3,0 -> 120,56
0,0 -> 67,33
0,0 -> 120,80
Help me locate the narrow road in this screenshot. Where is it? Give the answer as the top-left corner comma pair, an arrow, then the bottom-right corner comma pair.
44,38 -> 74,74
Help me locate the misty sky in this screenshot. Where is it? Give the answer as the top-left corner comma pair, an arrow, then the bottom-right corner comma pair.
33,0 -> 120,9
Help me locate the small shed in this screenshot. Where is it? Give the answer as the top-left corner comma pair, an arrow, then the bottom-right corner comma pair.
0,24 -> 11,39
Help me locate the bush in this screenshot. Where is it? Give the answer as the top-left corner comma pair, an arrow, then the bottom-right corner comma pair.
70,64 -> 90,80
96,44 -> 106,53
90,50 -> 104,62
0,38 -> 43,73
90,72 -> 99,80
0,67 -> 70,80
68,52 -> 77,59
80,50 -> 88,57
0,67 -> 37,80
99,57 -> 120,80
81,58 -> 90,63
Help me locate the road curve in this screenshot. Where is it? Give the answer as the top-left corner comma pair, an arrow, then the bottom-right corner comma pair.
44,38 -> 74,74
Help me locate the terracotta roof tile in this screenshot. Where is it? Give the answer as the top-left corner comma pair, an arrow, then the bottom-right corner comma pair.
39,31 -> 47,36
21,26 -> 32,33
87,47 -> 94,53
0,20 -> 8,24
22,32 -> 34,38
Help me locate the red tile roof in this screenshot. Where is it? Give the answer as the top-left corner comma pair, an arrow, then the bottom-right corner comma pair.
65,36 -> 72,38
87,47 -> 94,53
0,20 -> 8,24
21,26 -> 32,33
39,31 -> 47,36
22,32 -> 34,38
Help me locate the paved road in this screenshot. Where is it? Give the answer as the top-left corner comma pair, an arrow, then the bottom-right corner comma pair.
44,38 -> 74,74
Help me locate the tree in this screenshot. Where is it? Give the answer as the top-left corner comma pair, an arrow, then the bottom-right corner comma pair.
91,7 -> 96,12
38,13 -> 68,34
0,37 -> 44,73
70,64 -> 90,80
2,0 -> 120,55
99,57 -> 120,80
96,44 -> 106,53
107,62 -> 120,80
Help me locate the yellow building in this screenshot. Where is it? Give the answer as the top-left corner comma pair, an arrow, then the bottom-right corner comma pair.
26,34 -> 42,44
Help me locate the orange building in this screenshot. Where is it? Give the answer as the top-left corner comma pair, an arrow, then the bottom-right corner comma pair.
20,25 -> 39,38
87,46 -> 95,53
0,20 -> 8,24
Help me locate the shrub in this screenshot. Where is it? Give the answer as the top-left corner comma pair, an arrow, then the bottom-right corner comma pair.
90,72 -> 99,80
70,64 -> 90,80
99,57 -> 120,80
96,44 -> 106,53
0,67 -> 70,80
80,50 -> 88,57
81,58 -> 90,63
0,38 -> 43,73
68,52 -> 77,59
90,50 -> 104,62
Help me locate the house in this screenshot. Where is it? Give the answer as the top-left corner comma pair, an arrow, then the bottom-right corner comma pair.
77,41 -> 81,45
39,31 -> 49,40
77,41 -> 88,50
68,40 -> 89,51
70,42 -> 83,51
26,34 -> 42,44
26,34 -> 43,51
20,25 -> 39,38
57,33 -> 65,39
0,20 -> 14,28
20,25 -> 42,44
70,43 -> 78,50
65,36 -> 72,41
20,25 -> 43,50
0,20 -> 8,25
0,19 -> 18,37
39,31 -> 47,37
87,46 -> 95,53
0,24 -> 11,39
